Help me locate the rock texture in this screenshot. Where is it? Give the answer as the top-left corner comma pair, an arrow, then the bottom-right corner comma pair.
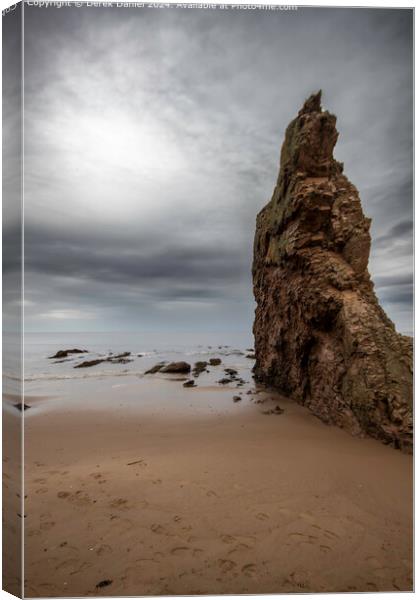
252,91 -> 413,452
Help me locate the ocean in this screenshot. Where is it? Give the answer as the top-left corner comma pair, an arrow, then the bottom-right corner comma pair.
19,331 -> 254,400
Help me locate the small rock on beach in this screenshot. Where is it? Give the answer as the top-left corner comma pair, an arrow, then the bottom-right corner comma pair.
209,358 -> 222,366
160,361 -> 191,374
49,348 -> 88,359
183,380 -> 197,388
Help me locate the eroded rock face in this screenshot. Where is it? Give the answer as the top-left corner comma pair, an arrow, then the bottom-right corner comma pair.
252,91 -> 413,452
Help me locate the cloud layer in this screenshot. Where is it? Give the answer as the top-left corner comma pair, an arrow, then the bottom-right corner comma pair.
11,5 -> 414,333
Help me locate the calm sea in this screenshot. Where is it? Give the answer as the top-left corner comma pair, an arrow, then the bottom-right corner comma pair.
19,331 -> 254,393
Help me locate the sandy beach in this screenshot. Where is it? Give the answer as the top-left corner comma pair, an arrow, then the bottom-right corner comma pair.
13,363 -> 413,597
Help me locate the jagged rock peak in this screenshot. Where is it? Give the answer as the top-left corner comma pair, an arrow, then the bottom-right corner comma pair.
252,93 -> 413,452
298,90 -> 322,115
278,91 -> 341,188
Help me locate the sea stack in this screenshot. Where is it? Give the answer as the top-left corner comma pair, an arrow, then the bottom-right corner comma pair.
252,91 -> 413,452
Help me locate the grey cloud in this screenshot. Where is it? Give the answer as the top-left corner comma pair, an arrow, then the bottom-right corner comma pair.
375,273 -> 413,288
12,5 -> 413,333
374,219 -> 413,248
23,226 -> 248,288
378,286 -> 413,306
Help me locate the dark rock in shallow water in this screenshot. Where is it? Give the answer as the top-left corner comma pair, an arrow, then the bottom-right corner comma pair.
74,352 -> 132,369
108,352 -> 132,364
232,396 -> 242,403
14,403 -> 30,411
160,361 -> 191,374
192,361 -> 208,376
183,380 -> 197,388
74,359 -> 105,369
49,348 -> 88,359
209,358 -> 222,366
252,91 -> 413,452
246,353 -> 256,360
224,368 -> 238,377
218,378 -> 232,385
111,358 -> 133,364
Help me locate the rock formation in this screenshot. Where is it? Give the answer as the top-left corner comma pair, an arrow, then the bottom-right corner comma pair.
252,91 -> 413,452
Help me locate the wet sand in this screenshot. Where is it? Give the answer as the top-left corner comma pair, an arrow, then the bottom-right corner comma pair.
20,375 -> 413,596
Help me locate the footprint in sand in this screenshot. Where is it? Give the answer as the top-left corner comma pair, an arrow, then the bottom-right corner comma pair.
288,532 -> 316,545
284,571 -> 310,589
323,528 -> 340,540
220,534 -> 236,544
108,517 -> 135,534
227,542 -> 252,555
256,512 -> 269,521
218,559 -> 237,573
90,473 -> 103,480
33,478 -> 47,484
40,521 -> 55,531
35,487 -> 48,494
206,489 -> 219,498
57,490 -> 95,507
366,582 -> 379,591
241,563 -> 257,577
57,491 -> 71,499
320,544 -> 332,552
288,532 -> 305,539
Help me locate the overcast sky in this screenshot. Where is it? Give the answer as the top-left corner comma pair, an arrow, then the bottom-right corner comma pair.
7,5 -> 414,334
